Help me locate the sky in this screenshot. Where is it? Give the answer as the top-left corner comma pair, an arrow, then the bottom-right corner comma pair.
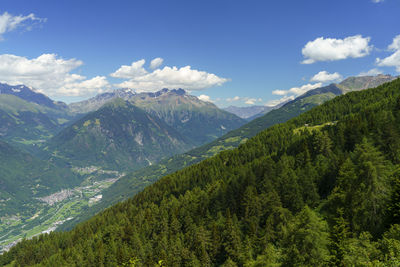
0,0 -> 399,106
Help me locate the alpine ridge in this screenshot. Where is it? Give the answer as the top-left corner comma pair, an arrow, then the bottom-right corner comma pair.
46,98 -> 193,171
69,88 -> 246,146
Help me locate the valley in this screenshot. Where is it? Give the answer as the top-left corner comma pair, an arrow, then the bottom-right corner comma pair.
0,2 -> 399,265
3,77 -> 400,266
1,75 -> 395,245
0,84 -> 247,256
0,166 -> 124,253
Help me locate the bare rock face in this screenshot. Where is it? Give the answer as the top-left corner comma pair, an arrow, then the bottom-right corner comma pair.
337,74 -> 397,93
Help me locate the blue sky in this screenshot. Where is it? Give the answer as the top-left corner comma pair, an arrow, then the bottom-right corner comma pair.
0,0 -> 399,106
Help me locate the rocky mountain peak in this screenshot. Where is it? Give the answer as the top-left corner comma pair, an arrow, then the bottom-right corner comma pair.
0,83 -> 64,110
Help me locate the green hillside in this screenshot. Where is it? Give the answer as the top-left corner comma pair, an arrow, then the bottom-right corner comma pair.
130,90 -> 246,146
3,79 -> 400,266
45,98 -> 193,171
60,83 -> 345,228
69,89 -> 246,147
0,94 -> 76,151
0,140 -> 81,217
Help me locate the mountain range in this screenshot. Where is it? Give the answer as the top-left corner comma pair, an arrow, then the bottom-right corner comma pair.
0,83 -> 67,110
45,98 -> 193,171
0,94 -> 76,152
69,88 -> 246,146
3,77 -> 400,266
0,74 -> 397,256
60,74 -> 397,229
223,105 -> 276,119
0,84 -> 246,249
223,74 -> 396,120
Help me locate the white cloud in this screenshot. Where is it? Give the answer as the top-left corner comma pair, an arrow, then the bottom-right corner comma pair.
273,83 -> 323,96
226,96 -> 241,102
372,0 -> 384,3
377,51 -> 400,72
388,35 -> 400,51
0,12 -> 46,40
245,98 -> 258,105
112,60 -> 228,91
58,76 -> 110,96
110,59 -> 147,79
289,83 -> 323,95
271,90 -> 287,96
377,35 -> 400,72
358,68 -> 383,76
265,95 -> 295,107
310,71 -> 342,83
226,96 -> 262,105
0,55 -> 227,98
150,57 -> 164,69
198,94 -> 212,102
0,53 -> 110,97
302,35 -> 372,64
268,83 -> 322,108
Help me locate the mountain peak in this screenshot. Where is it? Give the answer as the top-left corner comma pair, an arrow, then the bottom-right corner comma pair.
337,74 -> 397,93
0,83 -> 64,109
146,88 -> 186,98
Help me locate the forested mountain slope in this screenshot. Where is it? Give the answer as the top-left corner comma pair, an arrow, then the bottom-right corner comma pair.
130,89 -> 246,146
45,98 -> 192,171
62,76 -> 395,229
0,140 -> 81,217
69,88 -> 246,146
3,79 -> 400,266
0,94 -> 75,150
61,82 -> 342,228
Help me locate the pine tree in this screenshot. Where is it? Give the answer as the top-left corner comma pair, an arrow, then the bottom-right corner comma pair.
282,206 -> 330,266
329,208 -> 350,266
352,138 -> 391,235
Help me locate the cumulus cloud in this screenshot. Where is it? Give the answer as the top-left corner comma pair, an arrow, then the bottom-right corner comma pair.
376,35 -> 400,72
150,57 -> 164,69
310,71 -> 342,83
288,83 -> 323,95
358,68 -> 383,76
58,76 -> 110,96
198,94 -> 212,102
302,35 -> 372,64
268,83 -> 322,107
272,83 -> 323,96
265,95 -> 295,107
226,96 -> 262,105
110,59 -> 147,79
0,12 -> 46,40
245,98 -> 257,105
0,53 -> 110,97
226,96 -> 241,102
112,59 -> 228,92
271,90 -> 287,96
